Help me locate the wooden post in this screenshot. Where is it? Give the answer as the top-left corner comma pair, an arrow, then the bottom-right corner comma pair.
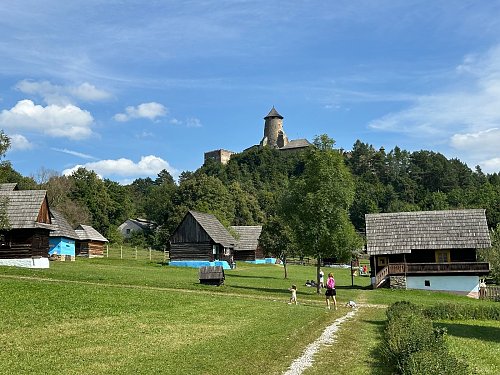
135,246 -> 138,260
106,244 -> 109,258
120,245 -> 123,259
149,247 -> 151,261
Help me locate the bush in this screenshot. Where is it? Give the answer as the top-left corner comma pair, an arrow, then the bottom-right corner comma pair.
423,303 -> 500,321
383,301 -> 470,374
384,310 -> 444,372
404,349 -> 470,375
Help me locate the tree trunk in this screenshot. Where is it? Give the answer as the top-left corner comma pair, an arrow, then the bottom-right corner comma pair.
283,255 -> 288,279
316,256 -> 321,294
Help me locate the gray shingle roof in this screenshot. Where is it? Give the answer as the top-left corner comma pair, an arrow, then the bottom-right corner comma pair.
75,224 -> 108,242
50,210 -> 79,239
279,139 -> 311,150
231,225 -> 262,251
0,189 -> 51,229
190,211 -> 235,248
264,106 -> 283,119
365,209 -> 491,255
0,183 -> 18,191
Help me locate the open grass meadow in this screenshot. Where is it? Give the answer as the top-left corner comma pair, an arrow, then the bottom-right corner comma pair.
1,258 -> 498,374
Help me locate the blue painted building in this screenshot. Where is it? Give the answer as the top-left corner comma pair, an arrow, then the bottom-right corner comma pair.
49,210 -> 79,259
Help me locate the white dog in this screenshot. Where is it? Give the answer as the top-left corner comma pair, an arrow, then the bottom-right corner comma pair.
346,300 -> 357,308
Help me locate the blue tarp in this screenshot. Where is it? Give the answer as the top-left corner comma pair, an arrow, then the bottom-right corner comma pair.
169,260 -> 231,270
245,258 -> 277,264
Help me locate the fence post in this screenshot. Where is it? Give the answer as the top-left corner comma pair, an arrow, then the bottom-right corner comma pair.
120,245 -> 123,259
135,246 -> 138,260
106,244 -> 109,258
149,247 -> 151,261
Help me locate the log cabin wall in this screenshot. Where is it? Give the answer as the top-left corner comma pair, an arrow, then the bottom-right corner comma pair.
170,243 -> 212,261
170,214 -> 211,244
233,250 -> 255,261
0,228 -> 50,258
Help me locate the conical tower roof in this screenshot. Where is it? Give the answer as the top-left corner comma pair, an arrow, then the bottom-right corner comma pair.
264,106 -> 283,119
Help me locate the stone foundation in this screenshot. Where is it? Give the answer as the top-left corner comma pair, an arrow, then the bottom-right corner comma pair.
390,275 -> 407,289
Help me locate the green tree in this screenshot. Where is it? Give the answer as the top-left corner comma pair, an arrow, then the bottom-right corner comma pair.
284,135 -> 362,293
259,215 -> 296,279
479,224 -> 500,284
68,168 -> 113,235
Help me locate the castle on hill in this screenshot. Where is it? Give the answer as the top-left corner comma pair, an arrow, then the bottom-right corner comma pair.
204,107 -> 311,164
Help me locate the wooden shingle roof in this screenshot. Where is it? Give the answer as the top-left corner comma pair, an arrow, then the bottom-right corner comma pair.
279,139 -> 311,150
0,189 -> 51,229
0,183 -> 18,191
365,209 -> 491,255
75,224 -> 108,242
189,211 -> 235,248
50,210 -> 79,239
231,225 -> 262,251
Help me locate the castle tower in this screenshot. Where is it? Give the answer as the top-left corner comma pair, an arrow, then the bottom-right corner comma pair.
260,106 -> 288,148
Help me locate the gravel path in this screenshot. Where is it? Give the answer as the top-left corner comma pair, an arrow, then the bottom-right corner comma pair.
283,308 -> 359,375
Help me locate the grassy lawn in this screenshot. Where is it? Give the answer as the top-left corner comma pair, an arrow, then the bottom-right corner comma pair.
0,258 -> 497,374
436,319 -> 500,375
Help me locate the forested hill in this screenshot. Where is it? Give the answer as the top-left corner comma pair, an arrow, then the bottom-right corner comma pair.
1,139 -> 499,247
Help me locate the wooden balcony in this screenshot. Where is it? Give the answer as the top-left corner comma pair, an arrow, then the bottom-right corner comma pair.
388,262 -> 490,275
374,262 -> 490,288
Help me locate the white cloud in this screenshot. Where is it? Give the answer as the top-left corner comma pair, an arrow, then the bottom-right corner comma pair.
16,79 -> 111,105
62,155 -> 177,179
368,45 -> 500,172
51,147 -> 96,160
8,134 -> 33,151
186,117 -> 202,128
113,102 -> 168,122
0,99 -> 93,140
480,157 -> 500,172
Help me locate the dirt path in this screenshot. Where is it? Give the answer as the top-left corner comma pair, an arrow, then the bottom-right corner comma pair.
283,308 -> 359,375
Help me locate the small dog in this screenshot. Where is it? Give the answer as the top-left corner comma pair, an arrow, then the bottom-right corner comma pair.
346,300 -> 357,308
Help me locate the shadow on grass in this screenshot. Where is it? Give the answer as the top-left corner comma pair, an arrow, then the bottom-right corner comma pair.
365,319 -> 394,375
226,274 -> 281,280
435,322 -> 500,343
228,284 -> 292,296
336,284 -> 373,290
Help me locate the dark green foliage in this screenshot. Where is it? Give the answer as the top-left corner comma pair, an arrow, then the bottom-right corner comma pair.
383,301 -> 470,375
405,349 -> 470,375
422,303 -> 500,321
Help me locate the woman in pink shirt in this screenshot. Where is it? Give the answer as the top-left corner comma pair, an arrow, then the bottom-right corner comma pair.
325,272 -> 337,310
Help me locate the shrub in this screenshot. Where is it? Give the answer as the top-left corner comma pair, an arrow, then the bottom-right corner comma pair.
383,301 -> 470,374
404,349 -> 470,375
423,303 -> 500,321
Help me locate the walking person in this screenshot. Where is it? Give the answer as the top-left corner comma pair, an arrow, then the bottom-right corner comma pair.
325,272 -> 337,310
319,269 -> 324,288
288,284 -> 298,305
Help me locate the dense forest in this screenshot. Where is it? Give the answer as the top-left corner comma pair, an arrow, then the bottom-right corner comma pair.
1,133 -> 499,246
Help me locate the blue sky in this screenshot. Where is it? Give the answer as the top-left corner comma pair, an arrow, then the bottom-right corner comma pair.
2,1 -> 500,183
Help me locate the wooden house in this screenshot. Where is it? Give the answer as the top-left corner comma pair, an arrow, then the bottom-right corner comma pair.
365,209 -> 491,297
118,218 -> 156,239
0,183 -> 52,268
75,224 -> 108,258
169,211 -> 235,268
231,225 -> 263,261
49,210 -> 79,261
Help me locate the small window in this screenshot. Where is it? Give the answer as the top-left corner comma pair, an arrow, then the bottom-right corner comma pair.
424,280 -> 430,287
377,257 -> 388,267
435,250 -> 450,263
126,229 -> 131,234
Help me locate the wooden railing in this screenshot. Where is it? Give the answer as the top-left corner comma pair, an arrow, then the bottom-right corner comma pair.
387,262 -> 490,274
375,266 -> 389,288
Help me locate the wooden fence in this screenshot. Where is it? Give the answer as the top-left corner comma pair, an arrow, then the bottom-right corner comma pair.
105,245 -> 168,262
483,285 -> 500,301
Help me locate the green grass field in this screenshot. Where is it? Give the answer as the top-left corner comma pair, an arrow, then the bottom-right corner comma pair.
0,259 -> 498,374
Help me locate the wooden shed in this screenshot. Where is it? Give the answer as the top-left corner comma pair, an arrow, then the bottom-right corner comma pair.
169,211 -> 235,264
231,225 -> 263,261
365,209 -> 491,297
49,210 -> 79,261
75,224 -> 108,258
0,183 -> 52,268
